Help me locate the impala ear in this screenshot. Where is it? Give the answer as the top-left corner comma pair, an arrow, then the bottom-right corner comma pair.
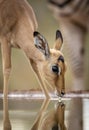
33,31 -> 50,59
53,30 -> 63,50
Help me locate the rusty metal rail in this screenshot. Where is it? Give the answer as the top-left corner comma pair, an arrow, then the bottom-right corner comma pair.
0,90 -> 89,100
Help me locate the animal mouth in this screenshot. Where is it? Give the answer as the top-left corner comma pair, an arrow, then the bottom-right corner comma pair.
55,89 -> 65,97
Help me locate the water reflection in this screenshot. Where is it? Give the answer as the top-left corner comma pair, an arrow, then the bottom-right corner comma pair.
0,96 -> 67,130
31,100 -> 66,130
0,93 -> 89,130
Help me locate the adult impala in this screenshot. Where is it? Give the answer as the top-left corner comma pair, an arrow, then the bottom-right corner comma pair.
0,0 -> 66,129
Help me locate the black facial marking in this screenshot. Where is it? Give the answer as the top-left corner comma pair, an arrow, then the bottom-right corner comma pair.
58,55 -> 64,63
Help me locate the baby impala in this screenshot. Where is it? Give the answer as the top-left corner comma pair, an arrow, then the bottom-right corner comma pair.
33,30 -> 66,97
0,0 -> 66,129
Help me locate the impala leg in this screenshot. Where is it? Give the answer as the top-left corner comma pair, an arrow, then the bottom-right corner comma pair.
30,60 -> 50,130
16,28 -> 50,98
1,40 -> 11,130
31,98 -> 50,130
36,72 -> 50,98
30,59 -> 50,98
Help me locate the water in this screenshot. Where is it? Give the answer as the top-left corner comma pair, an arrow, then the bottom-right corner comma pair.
0,91 -> 89,130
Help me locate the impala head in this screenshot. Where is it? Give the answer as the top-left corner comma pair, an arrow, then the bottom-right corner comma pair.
33,30 -> 66,96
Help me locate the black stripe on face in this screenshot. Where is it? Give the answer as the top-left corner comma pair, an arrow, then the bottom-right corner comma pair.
58,55 -> 64,63
48,0 -> 72,8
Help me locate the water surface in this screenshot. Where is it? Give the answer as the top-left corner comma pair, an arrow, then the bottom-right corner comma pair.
0,91 -> 89,130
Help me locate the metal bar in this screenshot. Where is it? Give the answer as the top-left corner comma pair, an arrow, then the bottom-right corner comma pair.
0,90 -> 89,100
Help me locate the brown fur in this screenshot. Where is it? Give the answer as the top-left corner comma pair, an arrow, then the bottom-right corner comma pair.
0,0 -> 66,130
31,100 -> 66,130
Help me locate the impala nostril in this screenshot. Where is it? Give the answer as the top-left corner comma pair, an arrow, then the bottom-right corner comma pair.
61,91 -> 65,96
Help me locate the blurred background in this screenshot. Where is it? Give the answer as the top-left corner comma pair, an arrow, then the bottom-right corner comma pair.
0,0 -> 87,92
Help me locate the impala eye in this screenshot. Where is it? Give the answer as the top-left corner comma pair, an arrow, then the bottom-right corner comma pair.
52,65 -> 59,74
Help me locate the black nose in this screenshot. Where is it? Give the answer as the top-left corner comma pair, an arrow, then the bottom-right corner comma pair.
61,91 -> 65,96
52,65 -> 59,74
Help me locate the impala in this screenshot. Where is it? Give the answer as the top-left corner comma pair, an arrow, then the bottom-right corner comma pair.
0,0 -> 66,129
